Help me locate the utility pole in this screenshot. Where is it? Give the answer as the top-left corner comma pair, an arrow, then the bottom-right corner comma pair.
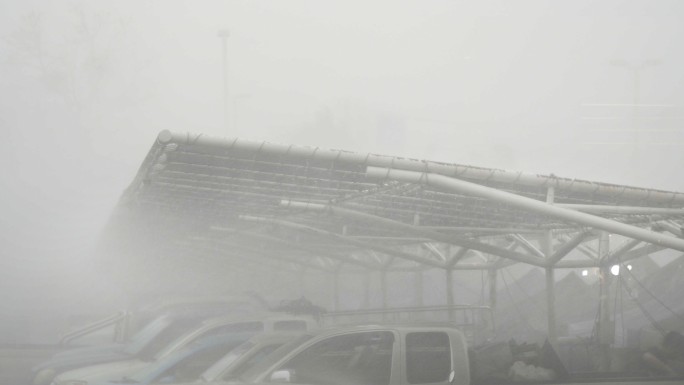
218,29 -> 230,133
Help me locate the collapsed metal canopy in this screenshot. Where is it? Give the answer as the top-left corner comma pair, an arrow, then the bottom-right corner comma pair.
108,130 -> 684,276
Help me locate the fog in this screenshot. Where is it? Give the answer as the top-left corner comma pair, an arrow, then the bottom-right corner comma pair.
1,0 -> 683,342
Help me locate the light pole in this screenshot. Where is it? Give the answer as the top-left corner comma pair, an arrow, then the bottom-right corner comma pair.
218,29 -> 230,133
609,59 -> 661,158
233,93 -> 251,134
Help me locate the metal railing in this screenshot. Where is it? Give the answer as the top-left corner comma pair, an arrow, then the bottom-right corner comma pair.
321,305 -> 495,345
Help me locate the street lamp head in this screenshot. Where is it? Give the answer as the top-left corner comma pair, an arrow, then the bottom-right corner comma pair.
217,29 -> 230,38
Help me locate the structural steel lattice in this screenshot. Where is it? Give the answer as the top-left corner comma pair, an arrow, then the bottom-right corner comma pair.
109,130 -> 684,338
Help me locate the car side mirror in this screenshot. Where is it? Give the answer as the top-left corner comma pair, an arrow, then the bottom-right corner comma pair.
270,369 -> 293,383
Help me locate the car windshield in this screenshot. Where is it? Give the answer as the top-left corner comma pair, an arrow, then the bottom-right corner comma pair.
127,346 -> 195,383
200,340 -> 255,381
238,334 -> 315,383
150,321 -> 262,361
128,336 -> 241,383
124,318 -> 199,358
122,317 -> 173,356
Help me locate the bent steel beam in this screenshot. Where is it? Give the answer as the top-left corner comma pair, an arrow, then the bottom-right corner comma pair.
212,228 -> 383,271
420,226 -> 546,235
557,204 -> 684,216
239,215 -> 447,268
509,234 -> 545,259
367,167 -> 684,253
651,222 -> 684,238
280,200 -> 546,267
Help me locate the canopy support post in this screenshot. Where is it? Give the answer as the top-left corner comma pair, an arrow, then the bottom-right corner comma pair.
446,268 -> 454,321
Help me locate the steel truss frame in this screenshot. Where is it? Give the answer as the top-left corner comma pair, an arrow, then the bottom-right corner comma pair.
109,130 -> 684,341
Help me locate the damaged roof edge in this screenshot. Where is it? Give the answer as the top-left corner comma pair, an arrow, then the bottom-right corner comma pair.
154,130 -> 684,205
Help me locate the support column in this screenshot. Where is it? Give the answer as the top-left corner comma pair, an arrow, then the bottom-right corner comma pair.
415,270 -> 424,307
298,267 -> 306,297
446,269 -> 454,321
381,271 -> 388,322
487,268 -> 498,345
545,267 -> 557,341
333,271 -> 340,312
362,272 -> 371,309
381,271 -> 388,309
543,230 -> 557,342
488,269 -> 497,312
597,231 -> 614,371
544,187 -> 558,342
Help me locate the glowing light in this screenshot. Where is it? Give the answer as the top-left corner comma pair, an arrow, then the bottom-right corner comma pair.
581,270 -> 589,277
627,265 -> 632,270
610,265 -> 620,276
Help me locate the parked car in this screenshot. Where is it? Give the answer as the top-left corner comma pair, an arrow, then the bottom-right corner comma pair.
51,313 -> 318,385
33,296 -> 265,385
79,332 -> 307,385
34,314 -> 201,385
90,333 -> 251,385
59,296 -> 266,347
209,324 -> 684,385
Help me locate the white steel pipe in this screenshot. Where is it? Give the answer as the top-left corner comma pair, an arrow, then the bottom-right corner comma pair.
239,215 -> 447,268
157,130 -> 684,205
280,200 -> 546,266
557,204 -> 684,215
547,230 -> 593,266
211,228 -> 382,270
366,167 -> 684,253
554,260 -> 600,268
510,234 -> 545,259
652,222 -> 684,237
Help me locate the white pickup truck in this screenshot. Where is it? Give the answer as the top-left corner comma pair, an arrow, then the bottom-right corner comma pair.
218,324 -> 683,385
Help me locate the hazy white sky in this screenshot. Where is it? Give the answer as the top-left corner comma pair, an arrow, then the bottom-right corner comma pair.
1,0 -> 683,314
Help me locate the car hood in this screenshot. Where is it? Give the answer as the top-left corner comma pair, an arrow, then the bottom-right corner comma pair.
174,382 -> 263,385
51,344 -> 124,361
188,381 -> 273,385
53,360 -> 148,385
33,349 -> 131,373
